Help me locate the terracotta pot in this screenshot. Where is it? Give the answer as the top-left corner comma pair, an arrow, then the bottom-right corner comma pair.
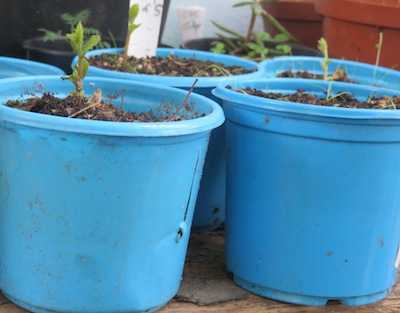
261,0 -> 323,49
315,0 -> 400,70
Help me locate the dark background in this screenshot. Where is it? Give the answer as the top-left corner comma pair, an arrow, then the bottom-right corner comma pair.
0,0 -> 130,59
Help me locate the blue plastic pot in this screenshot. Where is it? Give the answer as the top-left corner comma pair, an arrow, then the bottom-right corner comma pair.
0,76 -> 224,313
73,48 -> 264,232
212,78 -> 400,306
0,56 -> 64,78
261,56 -> 400,90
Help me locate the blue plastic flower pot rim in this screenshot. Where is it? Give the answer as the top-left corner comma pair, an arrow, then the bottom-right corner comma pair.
0,76 -> 225,137
260,56 -> 400,90
78,48 -> 265,88
0,56 -> 65,76
260,56 -> 400,76
212,78 -> 400,121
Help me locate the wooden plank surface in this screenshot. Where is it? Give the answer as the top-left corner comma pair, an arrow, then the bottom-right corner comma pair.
160,230 -> 400,313
0,230 -> 399,313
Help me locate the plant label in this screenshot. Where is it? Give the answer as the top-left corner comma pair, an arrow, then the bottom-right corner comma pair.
177,6 -> 206,42
128,0 -> 164,58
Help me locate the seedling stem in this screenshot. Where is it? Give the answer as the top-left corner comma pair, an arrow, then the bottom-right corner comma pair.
63,22 -> 101,97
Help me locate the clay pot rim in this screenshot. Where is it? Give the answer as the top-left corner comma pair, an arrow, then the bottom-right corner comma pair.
315,0 -> 400,28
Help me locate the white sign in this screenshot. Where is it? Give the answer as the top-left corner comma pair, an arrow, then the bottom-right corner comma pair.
128,0 -> 164,58
395,244 -> 400,269
177,6 -> 206,42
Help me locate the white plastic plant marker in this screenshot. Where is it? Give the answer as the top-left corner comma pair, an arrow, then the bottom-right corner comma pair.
395,244 -> 400,269
128,0 -> 164,58
177,6 -> 206,42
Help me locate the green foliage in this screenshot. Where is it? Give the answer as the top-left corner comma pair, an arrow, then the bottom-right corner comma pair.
38,9 -> 111,49
128,4 -> 141,33
317,37 -> 331,81
275,44 -> 292,55
210,0 -> 296,60
123,3 -> 141,64
61,9 -> 91,33
317,37 -> 336,101
37,29 -> 63,42
374,32 -> 383,69
5,99 -> 23,108
210,42 -> 227,54
63,22 -> 101,97
205,64 -> 233,76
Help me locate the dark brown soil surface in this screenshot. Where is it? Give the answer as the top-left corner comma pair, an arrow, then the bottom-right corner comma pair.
88,52 -> 254,76
6,53 -> 252,122
7,51 -> 250,122
5,89 -> 191,122
234,87 -> 400,109
278,69 -> 356,83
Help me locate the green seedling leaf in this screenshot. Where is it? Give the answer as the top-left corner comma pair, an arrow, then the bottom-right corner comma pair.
317,37 -> 332,81
38,8 -> 111,49
276,44 -> 292,55
261,10 -> 298,43
246,42 -> 259,50
61,9 -> 91,29
233,2 -> 254,7
38,29 -> 63,41
129,23 -> 141,33
254,31 -> 272,42
83,35 -> 101,54
129,3 -> 140,22
317,38 -> 329,59
123,3 -> 142,64
81,58 -> 90,78
253,3 -> 263,16
75,22 -> 84,49
246,42 -> 269,60
66,34 -> 79,53
63,65 -> 78,82
64,21 -> 101,97
212,21 -> 244,39
206,64 -> 233,76
215,33 -> 240,50
210,42 -> 227,54
210,0 -> 297,60
274,33 -> 290,42
84,27 -> 101,36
